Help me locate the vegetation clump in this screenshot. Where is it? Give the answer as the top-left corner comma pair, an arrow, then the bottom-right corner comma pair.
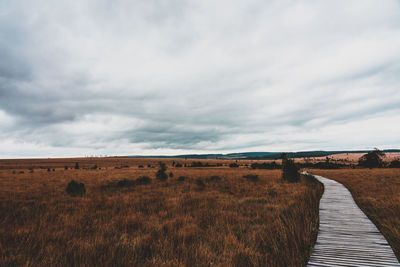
177,176 -> 185,181
243,174 -> 259,182
195,178 -> 206,189
281,153 -> 300,182
135,176 -> 152,185
66,180 -> 86,196
251,162 -> 280,169
117,178 -> 135,187
389,160 -> 400,168
156,162 -> 168,181
229,162 -> 239,168
358,148 -> 385,168
74,162 -> 79,170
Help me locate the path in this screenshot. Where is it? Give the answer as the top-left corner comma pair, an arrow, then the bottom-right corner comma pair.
307,174 -> 400,267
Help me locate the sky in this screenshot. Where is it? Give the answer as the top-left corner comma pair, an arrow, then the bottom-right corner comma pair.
1,0 -> 400,158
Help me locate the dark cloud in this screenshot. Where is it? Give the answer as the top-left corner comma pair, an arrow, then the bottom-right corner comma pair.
1,0 -> 400,157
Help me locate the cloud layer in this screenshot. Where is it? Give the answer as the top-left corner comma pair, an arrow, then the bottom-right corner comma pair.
1,0 -> 400,157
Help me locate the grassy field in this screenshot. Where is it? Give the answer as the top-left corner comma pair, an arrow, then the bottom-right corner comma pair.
0,158 -> 322,266
311,168 -> 400,261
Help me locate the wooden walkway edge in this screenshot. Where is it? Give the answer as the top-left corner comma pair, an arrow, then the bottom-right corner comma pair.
307,174 -> 400,267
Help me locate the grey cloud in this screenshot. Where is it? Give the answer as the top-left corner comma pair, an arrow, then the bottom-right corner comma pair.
1,0 -> 400,157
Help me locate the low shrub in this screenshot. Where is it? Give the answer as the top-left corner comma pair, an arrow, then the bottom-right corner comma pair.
117,178 -> 135,187
177,176 -> 185,181
136,176 -> 152,185
243,174 -> 259,182
229,163 -> 239,168
195,178 -> 206,189
389,160 -> 400,168
66,180 -> 86,196
156,162 -> 168,181
282,153 -> 300,182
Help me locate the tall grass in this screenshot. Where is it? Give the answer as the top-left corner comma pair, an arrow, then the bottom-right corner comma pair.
0,159 -> 322,266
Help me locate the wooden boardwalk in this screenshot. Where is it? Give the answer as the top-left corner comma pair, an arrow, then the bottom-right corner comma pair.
308,174 -> 400,267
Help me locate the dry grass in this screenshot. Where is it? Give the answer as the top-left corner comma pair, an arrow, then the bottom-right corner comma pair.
0,158 -> 322,266
312,169 -> 400,261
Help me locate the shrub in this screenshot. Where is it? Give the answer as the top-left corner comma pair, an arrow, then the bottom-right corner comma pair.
358,148 -> 385,168
175,163 -> 183,168
66,180 -> 86,196
136,176 -> 152,185
177,176 -> 185,181
251,162 -> 280,169
389,160 -> 400,168
243,174 -> 259,182
64,166 -> 68,170
229,163 -> 239,168
117,178 -> 135,187
138,165 -> 144,168
169,172 -> 174,178
156,162 -> 168,181
91,165 -> 98,170
195,178 -> 206,189
74,162 -> 79,170
282,153 -> 300,182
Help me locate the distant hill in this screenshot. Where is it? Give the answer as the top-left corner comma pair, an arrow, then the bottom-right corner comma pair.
126,149 -> 400,160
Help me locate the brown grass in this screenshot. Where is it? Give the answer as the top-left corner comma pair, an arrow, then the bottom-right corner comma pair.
311,169 -> 400,261
0,158 -> 322,266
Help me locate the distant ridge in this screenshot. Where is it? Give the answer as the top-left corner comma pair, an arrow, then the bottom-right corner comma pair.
125,149 -> 400,160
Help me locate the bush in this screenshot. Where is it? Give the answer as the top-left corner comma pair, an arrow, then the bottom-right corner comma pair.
195,178 -> 206,189
243,174 -> 259,182
282,153 -> 300,182
156,162 -> 168,181
177,176 -> 185,181
117,178 -> 135,187
66,180 -> 86,196
175,163 -> 183,168
136,176 -> 152,185
138,165 -> 144,168
74,162 -> 79,170
358,148 -> 385,168
389,160 -> 400,168
251,162 -> 280,169
229,163 -> 239,168
169,172 -> 174,178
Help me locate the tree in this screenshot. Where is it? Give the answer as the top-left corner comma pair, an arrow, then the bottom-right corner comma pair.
358,148 -> 385,168
281,153 -> 300,182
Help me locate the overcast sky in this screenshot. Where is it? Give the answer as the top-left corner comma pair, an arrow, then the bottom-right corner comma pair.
1,0 -> 400,158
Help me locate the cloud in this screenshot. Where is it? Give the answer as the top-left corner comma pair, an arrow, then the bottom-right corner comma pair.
1,0 -> 400,157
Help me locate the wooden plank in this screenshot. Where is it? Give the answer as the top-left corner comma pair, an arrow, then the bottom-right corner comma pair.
307,173 -> 400,266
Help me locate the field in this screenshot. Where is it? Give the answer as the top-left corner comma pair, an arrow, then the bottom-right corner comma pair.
311,168 -> 400,261
0,158 -> 322,266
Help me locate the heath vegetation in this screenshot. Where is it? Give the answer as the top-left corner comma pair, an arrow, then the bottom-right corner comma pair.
0,158 -> 322,266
